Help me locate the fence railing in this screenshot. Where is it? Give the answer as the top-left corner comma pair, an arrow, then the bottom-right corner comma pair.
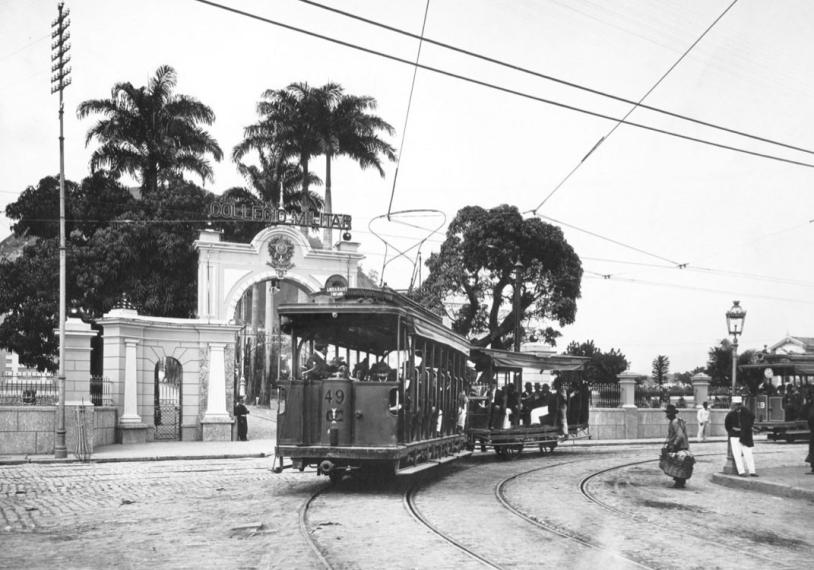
590,383 -> 621,408
89,376 -> 115,406
0,376 -> 58,405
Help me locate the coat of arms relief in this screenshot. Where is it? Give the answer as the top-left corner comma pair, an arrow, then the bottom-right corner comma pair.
267,235 -> 295,278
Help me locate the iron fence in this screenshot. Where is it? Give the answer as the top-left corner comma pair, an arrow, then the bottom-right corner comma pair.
0,376 -> 58,405
89,376 -> 114,406
590,383 -> 621,407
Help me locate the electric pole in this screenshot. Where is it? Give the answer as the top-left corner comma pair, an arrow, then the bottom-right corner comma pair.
51,2 -> 71,459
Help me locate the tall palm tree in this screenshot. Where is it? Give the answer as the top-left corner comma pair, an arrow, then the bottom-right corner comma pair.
319,90 -> 397,226
232,125 -> 321,210
77,65 -> 223,196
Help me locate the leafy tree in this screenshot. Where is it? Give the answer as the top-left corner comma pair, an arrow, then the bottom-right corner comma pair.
0,174 -> 214,370
652,354 -> 670,386
5,176 -> 77,239
413,204 -> 582,349
705,342 -> 762,392
563,340 -> 628,384
77,65 -> 223,196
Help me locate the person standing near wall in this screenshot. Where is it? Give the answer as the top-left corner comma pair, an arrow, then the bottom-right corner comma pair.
234,397 -> 250,441
724,396 -> 757,477
660,404 -> 693,488
696,401 -> 710,442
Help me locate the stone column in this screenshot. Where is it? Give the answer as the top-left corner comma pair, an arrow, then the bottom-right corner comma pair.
119,338 -> 148,444
201,342 -> 233,441
61,317 -> 97,404
618,371 -> 638,408
692,373 -> 711,407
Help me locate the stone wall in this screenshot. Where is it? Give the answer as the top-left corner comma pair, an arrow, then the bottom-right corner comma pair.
0,405 -> 118,455
589,407 -> 728,440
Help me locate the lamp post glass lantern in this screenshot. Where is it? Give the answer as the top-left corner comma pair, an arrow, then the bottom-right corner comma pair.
722,300 -> 746,475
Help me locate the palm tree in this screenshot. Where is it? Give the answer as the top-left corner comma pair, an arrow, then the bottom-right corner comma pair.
232,124 -> 322,210
77,65 -> 223,196
319,91 -> 397,227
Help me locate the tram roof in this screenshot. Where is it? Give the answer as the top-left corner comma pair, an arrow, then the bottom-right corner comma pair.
470,347 -> 589,372
277,288 -> 471,355
739,353 -> 814,376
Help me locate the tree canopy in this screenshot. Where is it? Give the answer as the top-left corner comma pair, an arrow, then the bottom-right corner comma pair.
562,340 -> 628,384
413,204 -> 582,349
77,65 -> 223,195
651,354 -> 670,386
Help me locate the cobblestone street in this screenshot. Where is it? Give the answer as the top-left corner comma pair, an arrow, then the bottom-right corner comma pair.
1,440 -> 811,569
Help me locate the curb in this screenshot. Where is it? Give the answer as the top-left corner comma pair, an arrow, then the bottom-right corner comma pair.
711,471 -> 814,501
0,452 -> 273,466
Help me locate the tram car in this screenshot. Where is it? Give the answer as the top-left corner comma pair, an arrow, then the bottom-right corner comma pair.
272,288 -> 472,481
740,353 -> 813,443
464,347 -> 589,459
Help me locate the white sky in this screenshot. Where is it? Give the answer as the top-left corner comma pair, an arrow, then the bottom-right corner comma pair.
2,0 -> 814,373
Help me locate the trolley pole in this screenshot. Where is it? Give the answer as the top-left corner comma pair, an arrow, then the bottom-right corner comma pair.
51,2 -> 72,459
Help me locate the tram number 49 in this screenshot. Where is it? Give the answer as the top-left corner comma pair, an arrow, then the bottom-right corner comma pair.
325,389 -> 346,422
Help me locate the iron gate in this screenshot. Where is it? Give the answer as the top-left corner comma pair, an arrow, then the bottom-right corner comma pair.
154,358 -> 182,440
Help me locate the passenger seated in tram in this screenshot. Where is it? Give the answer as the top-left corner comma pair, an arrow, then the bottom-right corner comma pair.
369,359 -> 392,381
530,383 -> 552,425
352,357 -> 369,381
303,344 -> 329,379
521,382 -> 534,426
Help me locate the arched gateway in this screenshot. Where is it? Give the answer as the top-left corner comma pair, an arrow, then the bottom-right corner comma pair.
97,225 -> 363,443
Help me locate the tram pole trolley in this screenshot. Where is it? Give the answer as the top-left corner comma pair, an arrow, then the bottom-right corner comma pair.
273,288 -> 473,482
466,348 -> 590,460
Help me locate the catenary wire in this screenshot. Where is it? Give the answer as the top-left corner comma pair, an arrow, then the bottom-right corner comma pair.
530,0 -> 739,213
386,0 -> 430,219
189,0 -> 814,170
295,0 -> 814,160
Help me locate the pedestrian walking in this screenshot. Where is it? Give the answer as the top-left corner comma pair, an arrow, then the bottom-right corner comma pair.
659,404 -> 694,488
805,389 -> 814,475
234,397 -> 250,441
724,396 -> 757,477
696,401 -> 710,442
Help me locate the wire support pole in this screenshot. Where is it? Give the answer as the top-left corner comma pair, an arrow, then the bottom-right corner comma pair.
51,2 -> 71,459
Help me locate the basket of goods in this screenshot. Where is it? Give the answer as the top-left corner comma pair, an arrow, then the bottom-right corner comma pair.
659,447 -> 695,480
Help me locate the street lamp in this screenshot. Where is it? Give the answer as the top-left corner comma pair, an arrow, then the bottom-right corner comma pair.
513,259 -> 524,352
726,300 -> 746,394
722,300 -> 746,474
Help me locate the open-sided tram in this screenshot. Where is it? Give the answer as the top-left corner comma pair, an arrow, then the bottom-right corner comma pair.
465,347 -> 589,459
272,288 -> 472,481
741,353 -> 813,443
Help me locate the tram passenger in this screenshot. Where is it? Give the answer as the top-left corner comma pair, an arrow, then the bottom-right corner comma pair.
370,359 -> 392,381
521,382 -> 534,426
553,384 -> 571,436
303,344 -> 329,379
529,383 -> 550,424
506,383 -> 520,427
352,357 -> 369,381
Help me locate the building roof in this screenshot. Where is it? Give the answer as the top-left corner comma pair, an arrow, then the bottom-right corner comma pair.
769,336 -> 814,353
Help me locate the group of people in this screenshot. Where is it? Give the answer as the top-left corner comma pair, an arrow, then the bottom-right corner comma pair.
301,345 -> 394,382
484,380 -> 579,436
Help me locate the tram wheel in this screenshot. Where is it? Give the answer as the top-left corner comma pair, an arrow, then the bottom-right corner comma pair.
503,444 -> 523,460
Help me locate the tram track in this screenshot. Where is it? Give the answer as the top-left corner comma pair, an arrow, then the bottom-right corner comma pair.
578,449 -> 795,569
298,485 -> 334,570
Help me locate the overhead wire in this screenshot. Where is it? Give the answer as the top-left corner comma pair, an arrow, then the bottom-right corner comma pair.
295,0 -> 814,159
190,0 -> 814,170
386,0 -> 430,219
530,0 -> 739,213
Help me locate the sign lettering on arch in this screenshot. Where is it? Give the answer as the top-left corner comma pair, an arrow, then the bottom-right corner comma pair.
324,274 -> 348,297
209,200 -> 352,230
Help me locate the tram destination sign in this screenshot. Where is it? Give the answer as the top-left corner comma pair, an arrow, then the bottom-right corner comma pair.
209,200 -> 352,230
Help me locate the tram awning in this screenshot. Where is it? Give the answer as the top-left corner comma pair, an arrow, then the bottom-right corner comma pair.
412,319 -> 471,356
471,347 -> 589,371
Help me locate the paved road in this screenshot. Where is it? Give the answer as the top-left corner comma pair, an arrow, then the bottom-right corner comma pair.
1,441 -> 811,569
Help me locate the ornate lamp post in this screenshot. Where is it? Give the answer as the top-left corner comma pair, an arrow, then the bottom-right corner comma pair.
513,259 -> 524,352
726,300 -> 746,394
722,300 -> 746,474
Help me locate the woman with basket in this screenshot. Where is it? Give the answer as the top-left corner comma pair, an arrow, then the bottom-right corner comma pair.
660,404 -> 695,488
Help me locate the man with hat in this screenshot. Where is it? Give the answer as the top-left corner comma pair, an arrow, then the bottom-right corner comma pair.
662,404 -> 692,488
724,396 -> 758,477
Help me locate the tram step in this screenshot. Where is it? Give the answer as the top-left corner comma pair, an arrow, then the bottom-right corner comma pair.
397,450 -> 472,476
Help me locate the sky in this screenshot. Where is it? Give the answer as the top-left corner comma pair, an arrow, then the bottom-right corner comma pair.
2,0 -> 814,374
